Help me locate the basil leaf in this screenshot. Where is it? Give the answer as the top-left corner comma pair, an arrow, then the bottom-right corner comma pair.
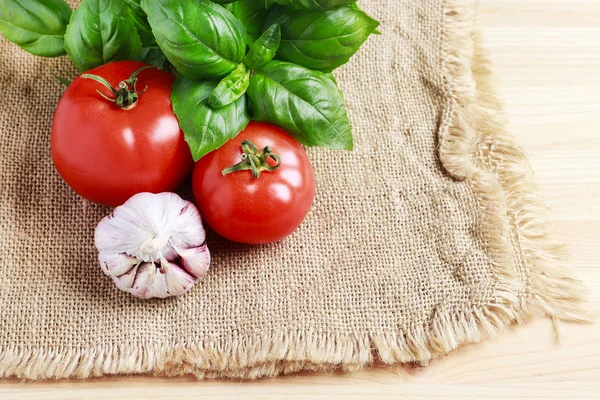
123,0 -> 156,47
271,0 -> 355,9
208,63 -> 251,109
172,75 -> 250,161
142,0 -> 246,79
140,47 -> 167,69
223,0 -> 271,45
248,60 -> 352,150
0,0 -> 72,57
244,24 -> 280,70
265,5 -> 379,72
64,0 -> 142,71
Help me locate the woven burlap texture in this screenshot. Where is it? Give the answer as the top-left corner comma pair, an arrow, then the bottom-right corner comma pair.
0,0 -> 588,380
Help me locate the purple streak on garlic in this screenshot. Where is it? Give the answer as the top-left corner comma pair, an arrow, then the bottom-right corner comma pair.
95,192 -> 211,299
175,244 -> 211,278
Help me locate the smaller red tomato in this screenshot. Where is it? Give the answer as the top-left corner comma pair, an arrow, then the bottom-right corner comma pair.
193,122 -> 316,244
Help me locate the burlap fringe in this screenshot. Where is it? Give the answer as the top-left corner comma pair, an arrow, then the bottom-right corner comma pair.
0,0 -> 590,380
0,294 -> 527,380
439,0 -> 591,326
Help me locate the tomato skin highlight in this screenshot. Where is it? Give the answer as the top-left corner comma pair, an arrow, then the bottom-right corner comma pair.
193,122 -> 316,245
51,61 -> 193,207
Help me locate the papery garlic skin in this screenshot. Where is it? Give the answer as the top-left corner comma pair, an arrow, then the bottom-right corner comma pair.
95,192 -> 210,299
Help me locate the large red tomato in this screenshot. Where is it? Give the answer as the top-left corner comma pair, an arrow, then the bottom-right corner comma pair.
193,122 -> 316,245
51,61 -> 193,207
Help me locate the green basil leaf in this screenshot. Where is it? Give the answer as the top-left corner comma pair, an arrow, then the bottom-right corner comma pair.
172,75 -> 250,161
211,0 -> 239,4
123,0 -> 156,47
325,72 -> 338,85
208,63 -> 251,109
142,0 -> 246,79
248,60 -> 352,150
140,47 -> 167,69
64,0 -> 142,71
271,0 -> 355,9
265,5 -> 379,72
0,0 -> 72,57
223,0 -> 271,45
244,23 -> 280,70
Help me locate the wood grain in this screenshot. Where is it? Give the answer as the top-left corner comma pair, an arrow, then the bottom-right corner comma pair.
1,0 -> 598,398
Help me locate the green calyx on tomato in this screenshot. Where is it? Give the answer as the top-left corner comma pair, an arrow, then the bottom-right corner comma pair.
81,65 -> 154,110
222,140 -> 282,179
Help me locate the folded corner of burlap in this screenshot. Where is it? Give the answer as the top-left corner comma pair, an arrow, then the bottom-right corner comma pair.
439,0 -> 592,328
0,0 -> 592,381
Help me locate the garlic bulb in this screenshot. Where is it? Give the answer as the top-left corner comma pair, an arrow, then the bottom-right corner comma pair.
95,192 -> 210,299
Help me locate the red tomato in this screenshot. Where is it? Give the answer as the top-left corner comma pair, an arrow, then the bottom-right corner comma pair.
51,61 -> 193,207
193,122 -> 316,244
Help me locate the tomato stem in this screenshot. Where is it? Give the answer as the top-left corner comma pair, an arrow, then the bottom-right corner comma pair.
222,140 -> 281,179
81,66 -> 154,110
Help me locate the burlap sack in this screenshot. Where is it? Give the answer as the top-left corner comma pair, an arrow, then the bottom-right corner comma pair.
0,0 -> 588,380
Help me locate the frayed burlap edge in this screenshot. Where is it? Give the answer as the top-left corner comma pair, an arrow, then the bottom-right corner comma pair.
0,0 -> 590,380
439,0 -> 591,328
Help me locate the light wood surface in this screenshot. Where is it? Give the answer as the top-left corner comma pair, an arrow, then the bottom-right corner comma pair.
1,1 -> 599,398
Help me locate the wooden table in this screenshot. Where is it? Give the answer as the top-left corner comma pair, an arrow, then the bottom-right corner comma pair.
1,1 -> 598,398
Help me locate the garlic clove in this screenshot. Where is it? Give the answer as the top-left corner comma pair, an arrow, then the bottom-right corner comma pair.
95,210 -> 154,261
175,244 -> 211,279
162,258 -> 196,296
130,263 -> 158,299
113,263 -> 140,292
99,252 -> 140,277
167,202 -> 206,251
147,266 -> 170,299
